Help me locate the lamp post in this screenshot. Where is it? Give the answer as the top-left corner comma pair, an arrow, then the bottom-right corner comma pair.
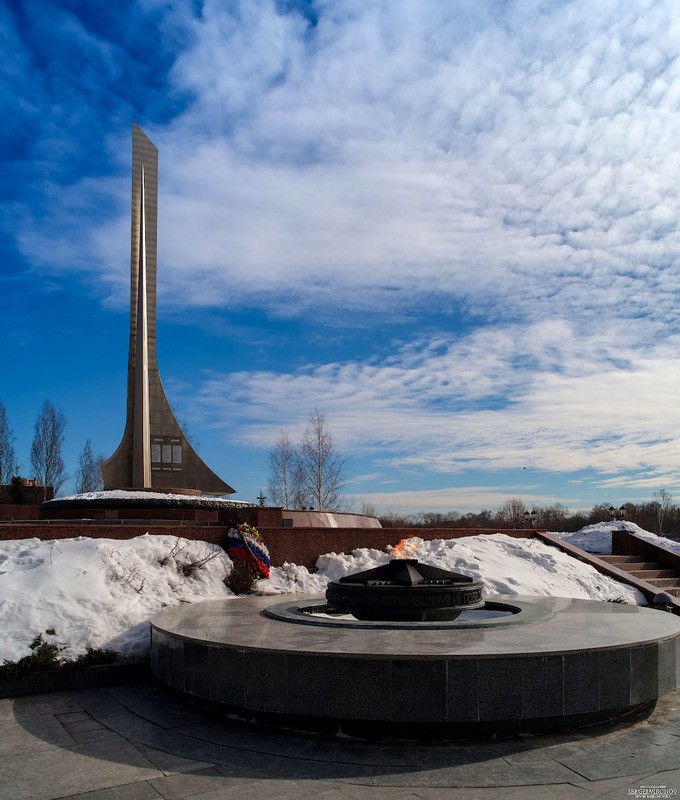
257,491 -> 266,507
608,505 -> 626,521
524,509 -> 538,528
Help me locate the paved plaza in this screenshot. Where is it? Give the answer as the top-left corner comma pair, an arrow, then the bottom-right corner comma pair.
2,681 -> 680,800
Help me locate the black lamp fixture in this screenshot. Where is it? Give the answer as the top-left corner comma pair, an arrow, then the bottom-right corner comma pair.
524,509 -> 538,528
608,505 -> 626,521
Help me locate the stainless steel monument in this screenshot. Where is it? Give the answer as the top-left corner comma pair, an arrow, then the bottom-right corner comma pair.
103,124 -> 234,495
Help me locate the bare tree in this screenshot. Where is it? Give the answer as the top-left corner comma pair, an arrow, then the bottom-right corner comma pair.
267,430 -> 305,508
497,497 -> 527,528
30,400 -> 67,500
74,440 -> 105,493
653,488 -> 673,537
0,400 -> 19,487
297,409 -> 347,511
179,417 -> 201,453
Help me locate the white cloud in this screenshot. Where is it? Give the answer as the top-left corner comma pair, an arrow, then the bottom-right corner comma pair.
16,0 -> 680,328
10,0 -> 680,509
347,485 -> 573,516
186,317 -> 680,483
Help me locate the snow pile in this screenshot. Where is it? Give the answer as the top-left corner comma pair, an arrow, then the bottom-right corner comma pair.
311,534 -> 644,604
0,535 -> 233,662
50,490 -> 252,506
553,521 -> 680,556
256,562 -> 329,595
0,526 -> 663,665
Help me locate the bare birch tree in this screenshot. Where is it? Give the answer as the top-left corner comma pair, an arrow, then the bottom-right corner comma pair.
267,430 -> 304,508
0,400 -> 19,487
297,409 -> 347,511
74,439 -> 105,493
653,488 -> 673,537
30,400 -> 67,500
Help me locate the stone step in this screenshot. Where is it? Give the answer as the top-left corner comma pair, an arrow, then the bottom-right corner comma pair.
629,569 -> 677,579
645,577 -> 680,588
600,555 -> 645,563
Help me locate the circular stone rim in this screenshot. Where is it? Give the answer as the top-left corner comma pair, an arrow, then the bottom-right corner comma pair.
263,597 -> 554,629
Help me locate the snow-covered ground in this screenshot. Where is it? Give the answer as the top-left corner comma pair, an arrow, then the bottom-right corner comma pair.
554,520 -> 680,556
47,490 -> 252,506
0,527 -> 663,664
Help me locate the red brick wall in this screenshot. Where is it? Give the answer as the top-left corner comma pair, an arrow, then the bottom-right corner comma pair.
0,523 -> 231,546
0,521 -> 538,569
0,505 -> 41,521
259,526 -> 538,569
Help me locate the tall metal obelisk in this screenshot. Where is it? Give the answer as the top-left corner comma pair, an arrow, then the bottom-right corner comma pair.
103,124 -> 234,495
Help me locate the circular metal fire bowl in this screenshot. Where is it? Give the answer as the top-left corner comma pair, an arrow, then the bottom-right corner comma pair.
263,598 -> 552,630
325,558 -> 484,621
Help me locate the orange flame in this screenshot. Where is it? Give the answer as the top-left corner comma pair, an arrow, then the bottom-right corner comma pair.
391,538 -> 418,559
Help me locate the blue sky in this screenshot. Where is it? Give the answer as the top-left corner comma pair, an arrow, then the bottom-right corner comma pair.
3,0 -> 680,514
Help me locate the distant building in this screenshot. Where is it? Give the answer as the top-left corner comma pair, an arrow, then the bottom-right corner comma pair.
0,477 -> 54,504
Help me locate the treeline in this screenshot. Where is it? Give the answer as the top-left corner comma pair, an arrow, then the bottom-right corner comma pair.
376,495 -> 680,539
0,398 -> 104,500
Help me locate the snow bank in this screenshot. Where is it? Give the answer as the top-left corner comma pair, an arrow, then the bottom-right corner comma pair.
0,535 -> 233,662
1,525 -> 667,664
553,521 -> 680,556
312,534 -> 645,604
50,490 -> 251,505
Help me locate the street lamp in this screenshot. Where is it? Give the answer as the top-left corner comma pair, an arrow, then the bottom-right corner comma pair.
257,491 -> 266,507
608,505 -> 626,521
524,510 -> 538,528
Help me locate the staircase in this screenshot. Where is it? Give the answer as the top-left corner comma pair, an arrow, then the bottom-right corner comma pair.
599,554 -> 680,597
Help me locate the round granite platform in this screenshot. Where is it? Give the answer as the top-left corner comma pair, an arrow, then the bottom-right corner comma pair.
150,594 -> 680,739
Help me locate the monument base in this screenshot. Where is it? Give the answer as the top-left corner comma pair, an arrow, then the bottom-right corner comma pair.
151,594 -> 680,740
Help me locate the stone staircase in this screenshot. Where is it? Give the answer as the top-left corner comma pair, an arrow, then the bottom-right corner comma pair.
599,554 -> 680,597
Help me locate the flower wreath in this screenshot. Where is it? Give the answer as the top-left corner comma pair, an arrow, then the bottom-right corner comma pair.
227,522 -> 270,579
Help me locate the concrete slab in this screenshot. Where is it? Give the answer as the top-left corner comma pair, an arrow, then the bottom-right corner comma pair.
0,737 -> 162,800
1,682 -> 680,798
148,766 -> 251,799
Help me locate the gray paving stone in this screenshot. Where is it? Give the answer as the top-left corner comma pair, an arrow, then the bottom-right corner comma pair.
556,739 -> 680,782
66,726 -> 124,744
135,743 -> 215,775
0,738 -> 162,800
30,693 -> 85,715
54,782 -> 163,800
0,714 -> 76,754
370,756 -> 584,788
581,771 -> 680,799
183,778 -> 330,800
628,768 -> 680,793
5,684 -> 680,799
311,786 -> 423,800
148,767 -> 246,799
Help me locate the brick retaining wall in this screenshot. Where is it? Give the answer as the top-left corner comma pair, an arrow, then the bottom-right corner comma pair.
260,526 -> 539,569
0,521 -> 539,569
